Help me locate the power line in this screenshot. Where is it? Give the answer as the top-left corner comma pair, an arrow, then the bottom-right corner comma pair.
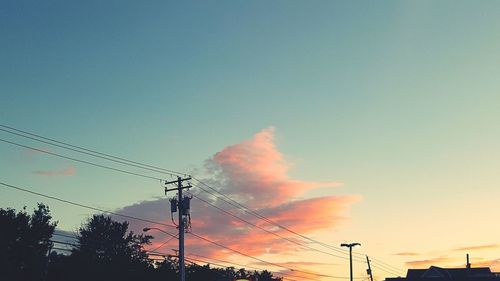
0,124 -> 403,275
188,231 -> 362,280
190,181 -> 403,275
192,180 -> 364,260
184,257 -> 301,281
50,239 -> 78,248
1,130 -> 354,263
52,232 -> 78,240
0,181 -> 352,280
192,181 -> 404,275
51,247 -> 72,253
0,124 -> 185,177
0,139 -> 400,275
187,252 -> 268,272
148,235 -> 178,253
0,138 -> 163,181
183,256 -> 301,281
186,253 -> 325,281
0,181 -> 177,232
188,191 -> 356,262
364,259 -> 404,276
0,131 -> 358,263
149,250 -> 301,281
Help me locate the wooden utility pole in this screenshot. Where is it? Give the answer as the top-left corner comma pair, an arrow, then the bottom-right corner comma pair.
366,256 -> 374,281
165,176 -> 192,281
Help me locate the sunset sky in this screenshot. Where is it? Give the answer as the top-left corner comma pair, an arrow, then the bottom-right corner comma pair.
1,1 -> 500,280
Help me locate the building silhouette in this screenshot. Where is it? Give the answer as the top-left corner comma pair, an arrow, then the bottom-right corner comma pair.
386,256 -> 500,281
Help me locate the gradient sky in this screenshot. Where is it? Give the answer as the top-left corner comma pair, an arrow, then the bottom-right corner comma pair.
1,1 -> 500,280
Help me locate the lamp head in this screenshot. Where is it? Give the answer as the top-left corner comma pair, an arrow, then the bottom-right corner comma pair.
143,227 -> 151,232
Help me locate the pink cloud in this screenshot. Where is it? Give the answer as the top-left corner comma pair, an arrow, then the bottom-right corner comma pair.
209,127 -> 342,208
33,166 -> 76,177
115,128 -> 357,265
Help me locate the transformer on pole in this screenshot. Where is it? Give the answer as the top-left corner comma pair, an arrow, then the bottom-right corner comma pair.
165,176 -> 192,281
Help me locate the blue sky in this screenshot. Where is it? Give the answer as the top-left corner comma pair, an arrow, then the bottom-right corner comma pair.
2,1 -> 500,279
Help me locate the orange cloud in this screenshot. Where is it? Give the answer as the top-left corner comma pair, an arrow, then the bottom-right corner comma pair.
405,257 -> 456,268
210,127 -> 342,208
453,244 -> 499,251
255,260 -> 337,268
33,166 -> 76,177
394,252 -> 419,256
116,128 -> 357,267
468,258 -> 500,271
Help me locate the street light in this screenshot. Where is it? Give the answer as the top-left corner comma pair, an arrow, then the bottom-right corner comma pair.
341,242 -> 361,281
143,227 -> 176,238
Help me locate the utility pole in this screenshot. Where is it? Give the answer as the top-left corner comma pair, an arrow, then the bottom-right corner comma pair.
341,242 -> 361,281
165,176 -> 192,281
366,256 -> 374,281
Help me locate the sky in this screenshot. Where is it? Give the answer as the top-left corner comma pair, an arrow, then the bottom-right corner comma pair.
1,1 -> 500,280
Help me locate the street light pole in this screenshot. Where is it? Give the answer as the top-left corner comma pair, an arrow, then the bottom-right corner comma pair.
341,242 -> 361,281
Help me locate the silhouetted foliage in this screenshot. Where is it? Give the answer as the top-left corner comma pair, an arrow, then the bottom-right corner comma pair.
153,256 -> 178,280
255,269 -> 281,281
1,204 -> 282,281
0,204 -> 57,281
66,214 -> 153,281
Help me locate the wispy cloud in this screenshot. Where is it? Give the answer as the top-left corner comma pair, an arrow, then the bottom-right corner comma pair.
255,260 -> 337,268
394,252 -> 420,256
114,127 -> 358,262
469,258 -> 500,271
453,244 -> 499,251
33,166 -> 76,177
405,257 -> 456,268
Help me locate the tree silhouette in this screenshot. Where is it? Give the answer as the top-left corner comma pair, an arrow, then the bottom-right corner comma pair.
69,214 -> 153,281
153,257 -> 178,280
0,204 -> 284,281
255,269 -> 282,281
0,204 -> 57,281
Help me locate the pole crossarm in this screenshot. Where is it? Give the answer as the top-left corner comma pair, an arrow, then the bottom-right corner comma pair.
163,176 -> 192,281
164,176 -> 192,185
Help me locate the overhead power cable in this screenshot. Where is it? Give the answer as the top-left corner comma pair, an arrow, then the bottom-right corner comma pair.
148,250 -> 301,281
0,124 -> 185,177
0,124 -> 403,275
0,181 -> 352,280
192,180 -> 365,261
0,128 -> 358,263
52,232 -> 78,240
50,239 -> 78,248
0,181 -> 177,232
184,257 -> 301,281
0,138 -> 163,181
190,182 -> 403,274
188,231 -> 362,280
148,235 -> 178,253
51,247 -> 72,253
0,135 -> 361,266
188,191 -> 355,262
186,253 -> 323,281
